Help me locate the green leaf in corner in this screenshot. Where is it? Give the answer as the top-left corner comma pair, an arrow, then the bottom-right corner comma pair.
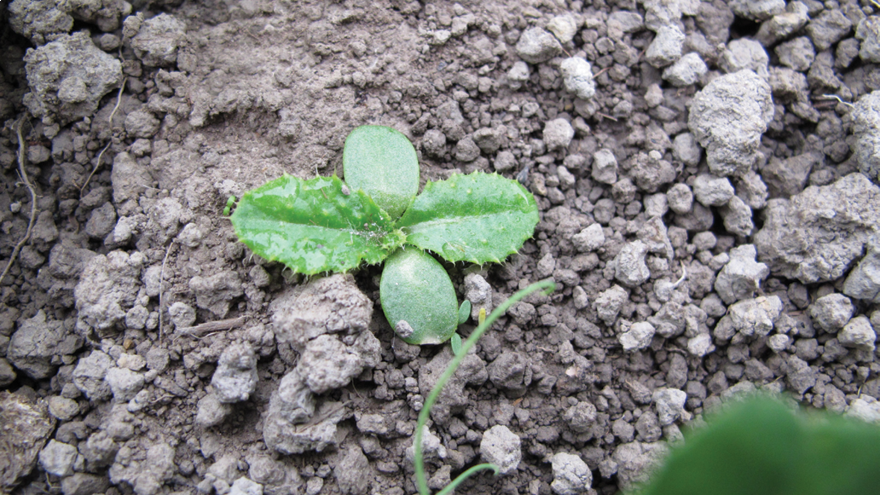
458,300 -> 472,325
343,125 -> 420,220
230,174 -> 405,274
396,172 -> 539,264
450,333 -> 463,356
636,397 -> 880,495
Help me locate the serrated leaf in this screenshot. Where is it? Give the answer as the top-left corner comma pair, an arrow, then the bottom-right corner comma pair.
396,172 -> 539,264
343,125 -> 420,220
230,174 -> 405,274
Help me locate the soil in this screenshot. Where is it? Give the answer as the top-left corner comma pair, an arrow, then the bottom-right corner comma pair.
2,1 -> 880,495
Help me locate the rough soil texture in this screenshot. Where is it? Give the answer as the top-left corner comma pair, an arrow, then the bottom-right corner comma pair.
3,0 -> 880,494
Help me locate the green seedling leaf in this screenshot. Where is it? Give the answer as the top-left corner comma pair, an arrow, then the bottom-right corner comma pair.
635,396 -> 880,495
231,174 -> 405,275
343,125 -> 420,220
450,333 -> 463,356
380,248 -> 458,345
397,172 -> 539,264
458,300 -> 471,325
223,195 -> 236,216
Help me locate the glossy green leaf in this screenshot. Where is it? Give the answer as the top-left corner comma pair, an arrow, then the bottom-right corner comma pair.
450,333 -> 463,356
635,396 -> 880,495
458,300 -> 471,325
397,172 -> 539,264
343,125 -> 420,220
230,174 -> 405,275
380,248 -> 458,345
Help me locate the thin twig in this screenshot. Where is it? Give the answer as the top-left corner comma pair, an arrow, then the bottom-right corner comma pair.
80,77 -> 126,197
80,141 -> 111,198
158,240 -> 176,341
596,111 -> 618,122
817,94 -> 854,108
671,261 -> 687,288
176,317 -> 247,337
108,77 -> 127,126
0,118 -> 38,285
592,66 -> 611,79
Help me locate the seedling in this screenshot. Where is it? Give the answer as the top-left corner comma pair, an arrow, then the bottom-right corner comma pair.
229,125 -> 539,344
414,279 -> 555,495
222,195 -> 236,216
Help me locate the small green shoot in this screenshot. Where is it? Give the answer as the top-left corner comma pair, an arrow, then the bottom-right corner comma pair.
414,279 -> 555,495
230,125 -> 539,344
450,333 -> 463,356
451,301 -> 470,356
458,300 -> 471,325
222,195 -> 236,216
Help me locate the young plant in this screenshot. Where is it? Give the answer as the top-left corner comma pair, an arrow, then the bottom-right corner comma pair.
229,125 -> 539,344
413,279 -> 556,495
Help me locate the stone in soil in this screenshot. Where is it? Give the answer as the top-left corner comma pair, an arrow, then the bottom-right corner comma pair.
850,90 -> 880,182
72,349 -> 114,401
688,70 -> 774,177
211,342 -> 258,403
270,274 -> 372,363
22,31 -> 122,125
856,17 -> 880,64
480,425 -> 521,475
108,442 -> 176,495
645,25 -> 685,68
9,0 -> 74,45
755,2 -> 809,46
550,452 -> 593,495
7,310 -> 82,380
713,245 -> 769,305
515,27 -> 562,64
74,250 -> 144,338
805,9 -> 853,51
843,236 -> 880,303
808,293 -> 854,332
39,439 -> 77,477
560,58 -> 596,100
662,52 -> 707,87
719,39 -> 769,78
754,174 -> 880,283
714,296 -> 783,342
0,391 -> 56,492
419,347 -> 487,423
620,321 -> 656,352
730,0 -> 785,21
127,13 -> 186,67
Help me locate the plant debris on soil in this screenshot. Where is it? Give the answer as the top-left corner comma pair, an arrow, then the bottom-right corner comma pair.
2,0 -> 880,494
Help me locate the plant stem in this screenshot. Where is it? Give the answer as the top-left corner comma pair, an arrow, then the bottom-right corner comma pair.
436,464 -> 499,495
80,77 -> 126,197
414,279 -> 556,495
0,118 -> 37,286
